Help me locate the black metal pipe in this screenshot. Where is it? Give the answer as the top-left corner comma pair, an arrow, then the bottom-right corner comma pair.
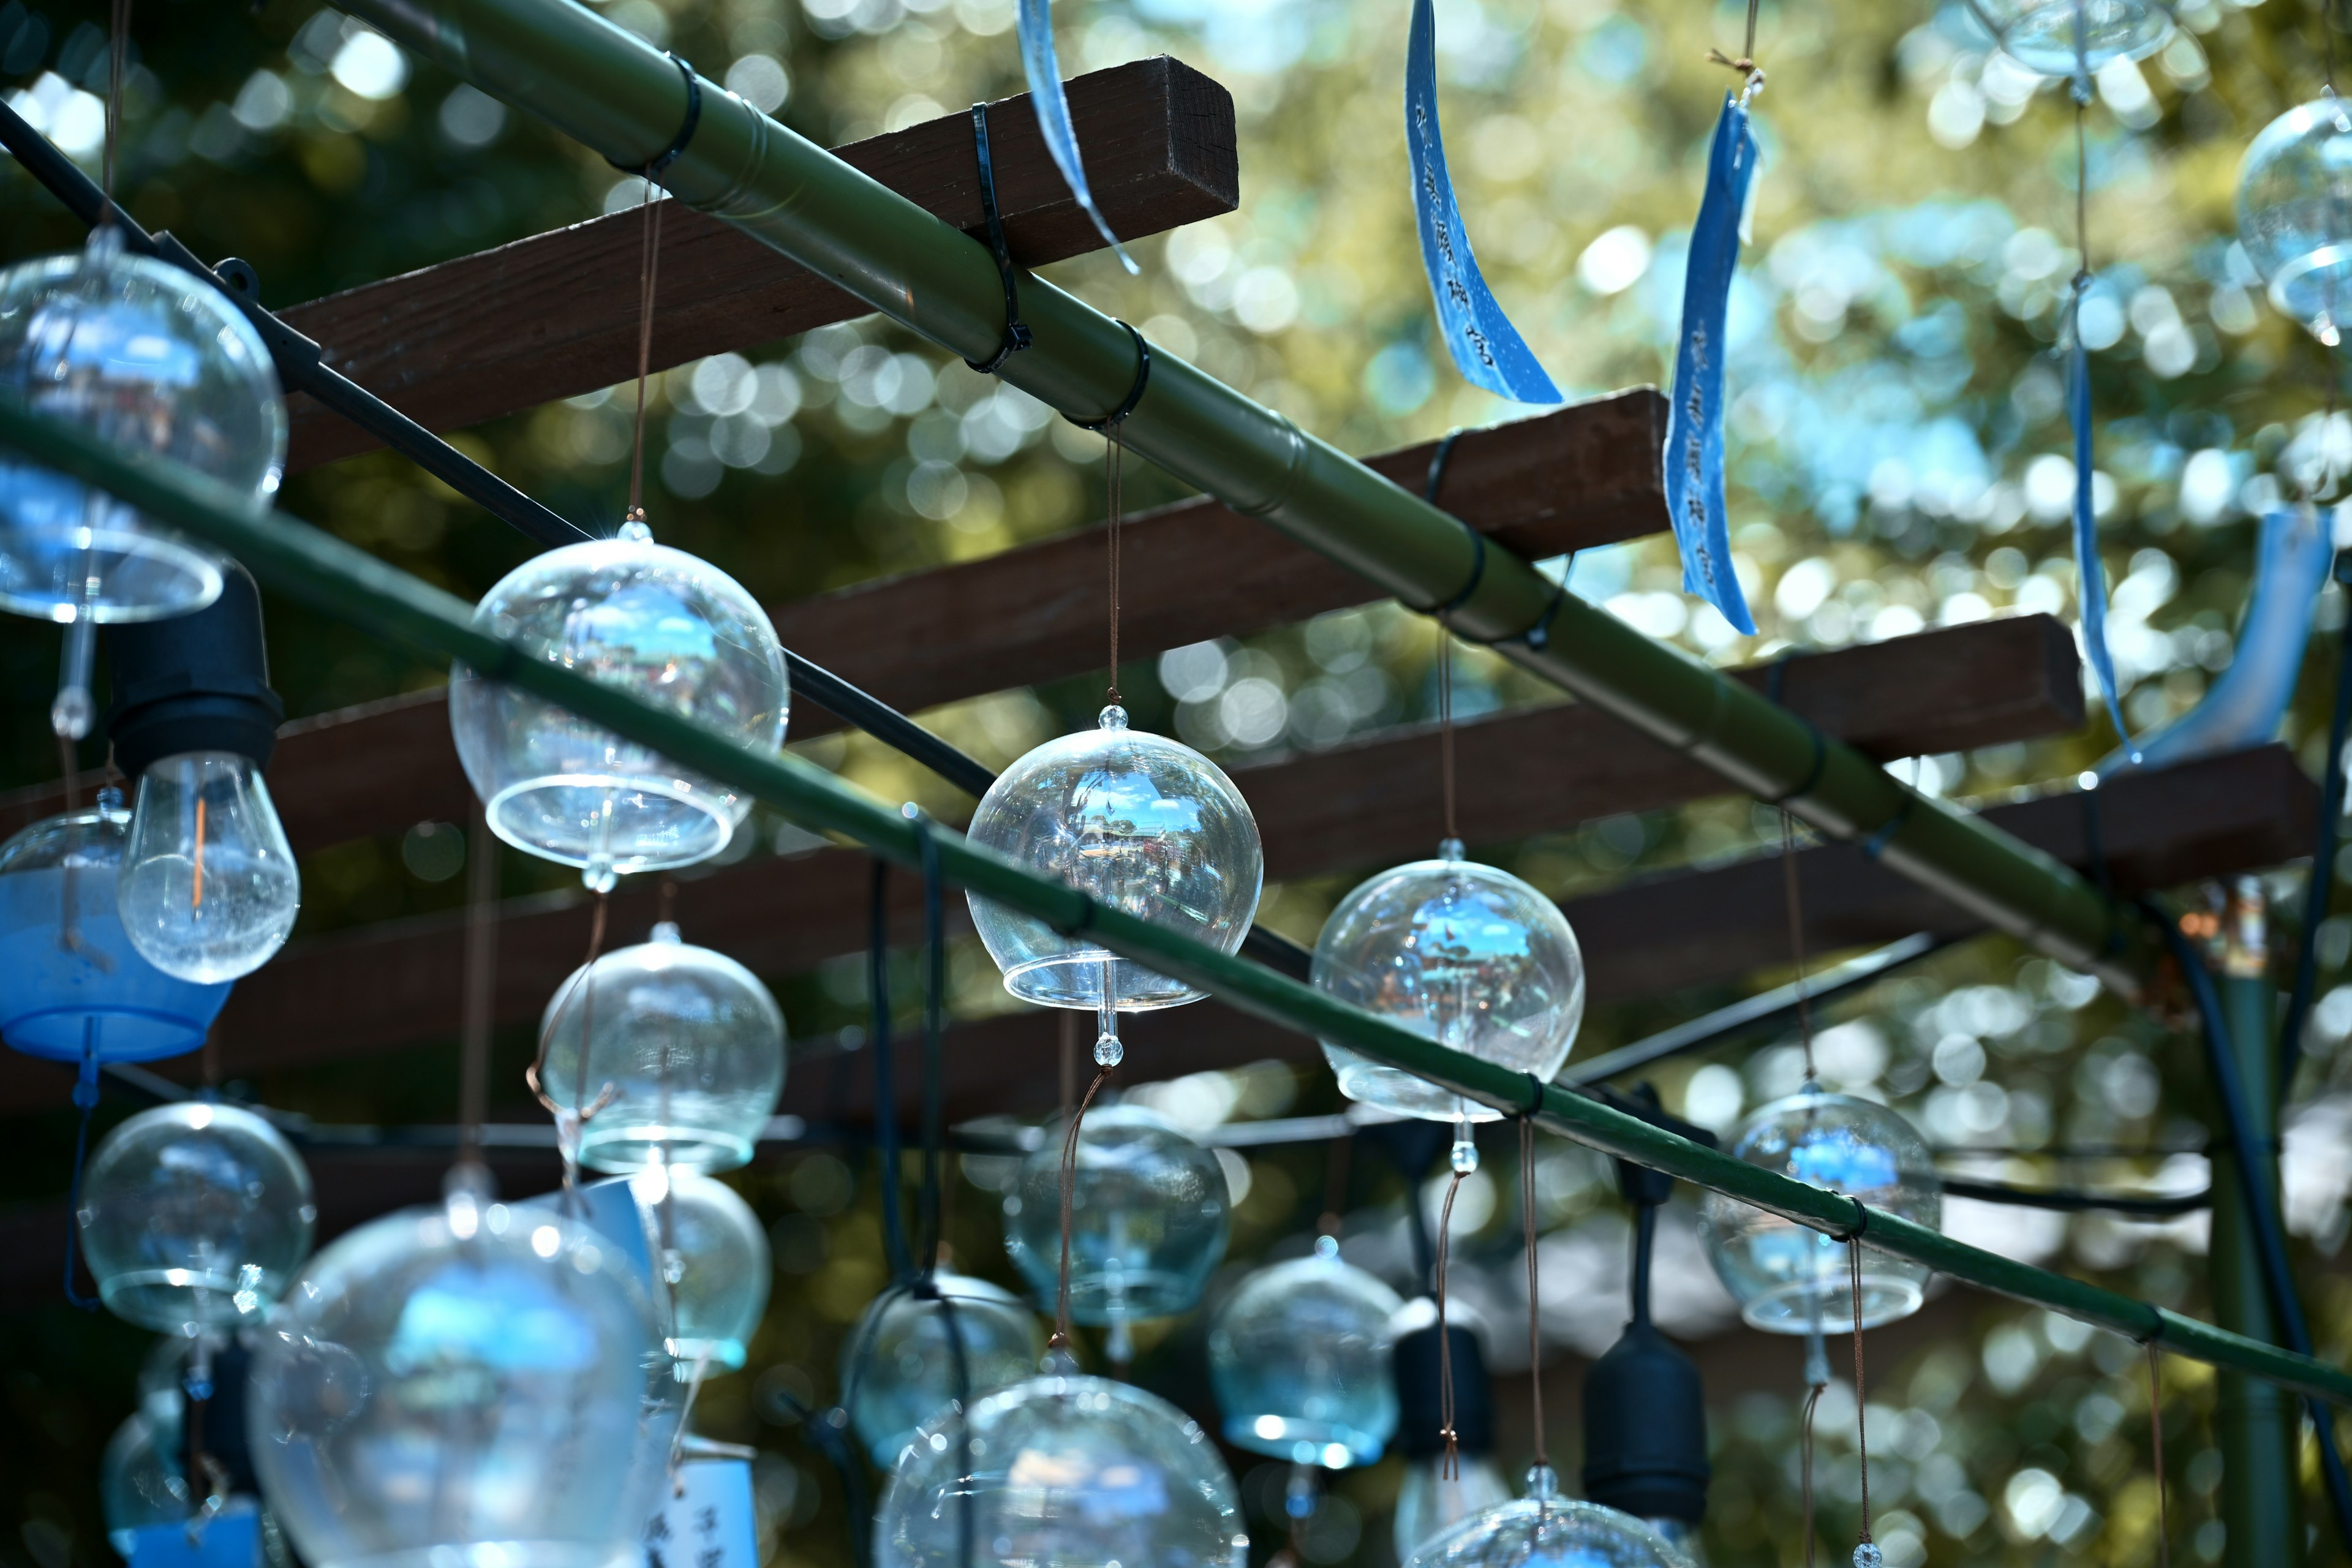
2281,551 -> 2352,1096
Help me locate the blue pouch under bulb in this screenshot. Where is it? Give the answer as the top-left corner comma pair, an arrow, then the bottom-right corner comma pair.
127,1501 -> 262,1568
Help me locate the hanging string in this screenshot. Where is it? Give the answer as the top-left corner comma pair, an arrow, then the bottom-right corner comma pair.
1438,634 -> 1458,845
1847,1238 -> 1875,1558
1798,1377 -> 1825,1568
1781,809 -> 1816,1082
61,1035 -> 102,1310
1047,1060 -> 1114,1355
1705,0 -> 1765,94
2147,1343 -> 2171,1568
103,0 -> 129,214
1432,1164 -> 1469,1480
458,807 -> 499,1166
1520,1117 -> 1548,1475
526,891 -> 613,1203
627,162 -> 668,528
869,859 -> 913,1283
1105,429 -> 1124,704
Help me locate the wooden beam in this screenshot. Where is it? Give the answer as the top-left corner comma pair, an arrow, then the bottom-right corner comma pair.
0,396 -> 1667,849
0,616 -> 2081,1114
1565,742 -> 2318,1008
281,58 -> 1238,470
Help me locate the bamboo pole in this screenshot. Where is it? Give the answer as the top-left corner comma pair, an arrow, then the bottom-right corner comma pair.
319,0 -> 2151,997
3,393 -> 2341,1407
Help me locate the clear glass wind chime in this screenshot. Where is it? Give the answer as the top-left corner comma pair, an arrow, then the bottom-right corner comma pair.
1313,469 -> 1586,1177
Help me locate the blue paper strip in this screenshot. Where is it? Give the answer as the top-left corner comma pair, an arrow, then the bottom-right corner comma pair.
1661,92 -> 1758,635
2103,504 -> 2336,775
2067,283 -> 2135,760
1405,0 -> 1561,404
1014,0 -> 1136,274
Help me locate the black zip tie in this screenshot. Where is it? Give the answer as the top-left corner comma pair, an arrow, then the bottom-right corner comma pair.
1834,1199 -> 1872,1244
606,52 -> 701,176
965,102 -> 1032,376
1068,319 -> 1151,432
1424,431 -> 1488,625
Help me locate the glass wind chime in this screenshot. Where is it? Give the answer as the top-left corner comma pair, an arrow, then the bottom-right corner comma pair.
1313,612 -> 1585,1174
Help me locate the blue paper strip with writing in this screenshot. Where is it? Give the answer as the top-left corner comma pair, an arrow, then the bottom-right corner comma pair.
1406,0 -> 1560,404
2067,279 -> 2135,758
1016,0 -> 1137,274
1662,92 -> 1758,635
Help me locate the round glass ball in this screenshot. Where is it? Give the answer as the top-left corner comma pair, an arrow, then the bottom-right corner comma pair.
1314,843 -> 1585,1123
1208,1235 -> 1404,1466
1396,1452 -> 1515,1564
635,1164 -> 770,1374
842,1273 -> 1047,1465
964,704 -> 1262,1018
876,1371 -> 1246,1568
448,521 -> 788,890
0,790 -> 232,1064
249,1176 -> 662,1568
0,230 -> 282,623
538,921 -> 786,1173
1403,1466 -> 1689,1568
77,1101 -> 315,1332
1003,1104 -> 1230,1324
2238,96 -> 2352,346
1698,1087 -> 1941,1333
102,1408 -> 190,1553
1959,0 -> 2169,78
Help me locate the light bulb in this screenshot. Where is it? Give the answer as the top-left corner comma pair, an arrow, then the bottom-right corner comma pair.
119,751 -> 299,983
1396,1453 -> 1515,1562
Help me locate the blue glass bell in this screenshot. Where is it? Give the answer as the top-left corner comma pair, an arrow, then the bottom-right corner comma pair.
1002,1104 -> 1230,1327
1207,1235 -> 1404,1467
0,790 -> 232,1072
842,1273 -> 1046,1464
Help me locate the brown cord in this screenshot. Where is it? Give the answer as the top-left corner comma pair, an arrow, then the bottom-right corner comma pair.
1438,634 -> 1458,843
458,809 -> 499,1163
527,892 -> 615,1188
2148,1343 -> 2171,1568
104,0 -> 128,209
1433,1168 -> 1469,1480
1799,1380 -> 1825,1568
627,165 -> 668,526
1047,1063 -> 1114,1351
1105,431 -> 1124,704
1704,0 -> 1764,97
1521,1117 -> 1547,1471
1849,1238 -> 1873,1547
1781,810 -> 1816,1082
1319,1131 -> 1354,1239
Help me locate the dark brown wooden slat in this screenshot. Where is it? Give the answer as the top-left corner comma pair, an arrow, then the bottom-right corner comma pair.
281,58 -> 1238,470
0,616 -> 2081,1112
1566,742 -> 2318,1009
1253,615 -> 2081,878
776,393 -> 1670,726
0,396 -> 1667,848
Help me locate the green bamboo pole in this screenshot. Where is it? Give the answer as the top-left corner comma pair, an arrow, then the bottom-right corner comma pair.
323,0 -> 2150,997
2213,903 -> 2302,1568
5,394 -> 2345,1407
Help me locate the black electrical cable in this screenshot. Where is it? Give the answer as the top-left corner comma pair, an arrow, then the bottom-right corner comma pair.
0,90 -> 1329,981
2158,905 -> 2352,1556
2281,550 -> 2352,1095
870,860 -> 913,1284
1935,1175 -> 2209,1216
761,1387 -> 872,1568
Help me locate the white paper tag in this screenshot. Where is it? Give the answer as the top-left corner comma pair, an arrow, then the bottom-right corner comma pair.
644,1455 -> 758,1568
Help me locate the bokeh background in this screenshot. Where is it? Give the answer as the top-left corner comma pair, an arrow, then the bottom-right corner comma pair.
2,0 -> 2350,1561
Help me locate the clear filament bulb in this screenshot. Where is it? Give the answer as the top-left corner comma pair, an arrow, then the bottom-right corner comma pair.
118,752 -> 299,983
